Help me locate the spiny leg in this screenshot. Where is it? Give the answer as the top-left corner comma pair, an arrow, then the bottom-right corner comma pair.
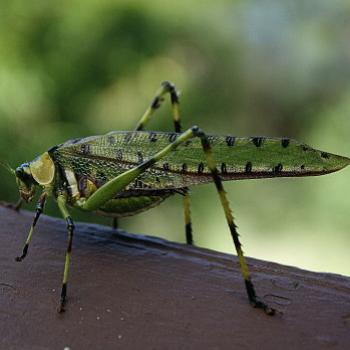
81,126 -> 274,315
193,128 -> 275,315
134,81 -> 193,245
57,195 -> 75,313
134,81 -> 181,132
15,193 -> 47,262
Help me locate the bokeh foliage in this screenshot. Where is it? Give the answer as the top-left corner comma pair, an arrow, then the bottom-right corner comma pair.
1,0 -> 350,274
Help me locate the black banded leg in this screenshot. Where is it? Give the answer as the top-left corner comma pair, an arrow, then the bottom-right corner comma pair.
15,193 -> 47,262
183,189 -> 193,245
57,195 -> 75,313
134,81 -> 181,132
82,125 -> 274,314
192,128 -> 275,315
134,81 -> 194,244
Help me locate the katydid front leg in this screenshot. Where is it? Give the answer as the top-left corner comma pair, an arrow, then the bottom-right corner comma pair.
15,192 -> 47,261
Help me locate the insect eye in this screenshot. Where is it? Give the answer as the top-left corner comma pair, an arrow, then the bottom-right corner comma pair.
15,168 -> 24,178
15,164 -> 31,181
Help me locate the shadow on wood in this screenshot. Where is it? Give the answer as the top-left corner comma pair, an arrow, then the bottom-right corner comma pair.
0,206 -> 350,349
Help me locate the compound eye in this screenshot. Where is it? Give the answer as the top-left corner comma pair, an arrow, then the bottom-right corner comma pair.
15,168 -> 23,177
15,164 -> 31,181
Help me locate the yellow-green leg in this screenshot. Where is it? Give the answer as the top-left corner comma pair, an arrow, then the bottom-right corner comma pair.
183,189 -> 193,245
134,81 -> 181,132
57,195 -> 75,313
134,81 -> 194,245
15,193 -> 47,262
80,125 -> 275,314
193,128 -> 275,315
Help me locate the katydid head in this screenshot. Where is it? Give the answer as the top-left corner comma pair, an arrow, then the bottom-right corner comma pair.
15,152 -> 55,202
15,163 -> 37,202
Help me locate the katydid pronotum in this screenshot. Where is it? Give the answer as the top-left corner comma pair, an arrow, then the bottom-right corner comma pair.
3,81 -> 350,314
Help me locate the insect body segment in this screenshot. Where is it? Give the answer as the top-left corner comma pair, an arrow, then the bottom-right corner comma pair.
9,82 -> 350,314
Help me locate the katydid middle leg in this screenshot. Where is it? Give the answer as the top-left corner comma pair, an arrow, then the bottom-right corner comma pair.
81,126 -> 275,315
57,194 -> 75,313
133,81 -> 194,245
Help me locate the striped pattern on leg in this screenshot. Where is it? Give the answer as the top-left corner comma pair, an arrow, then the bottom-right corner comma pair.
133,81 -> 194,244
192,127 -> 275,315
15,192 -> 47,262
57,195 -> 75,313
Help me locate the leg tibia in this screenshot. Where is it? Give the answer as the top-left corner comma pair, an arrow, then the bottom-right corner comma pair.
57,195 -> 75,313
134,81 -> 181,132
15,193 -> 47,262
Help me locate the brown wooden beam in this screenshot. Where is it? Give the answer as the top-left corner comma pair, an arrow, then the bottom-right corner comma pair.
1,206 -> 350,349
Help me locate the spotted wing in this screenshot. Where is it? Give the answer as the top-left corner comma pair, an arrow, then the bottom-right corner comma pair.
51,131 -> 350,192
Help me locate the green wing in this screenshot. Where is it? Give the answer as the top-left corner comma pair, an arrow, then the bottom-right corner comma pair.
52,131 -> 350,191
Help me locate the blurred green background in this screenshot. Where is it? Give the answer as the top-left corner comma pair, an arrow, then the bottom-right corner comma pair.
1,0 -> 350,275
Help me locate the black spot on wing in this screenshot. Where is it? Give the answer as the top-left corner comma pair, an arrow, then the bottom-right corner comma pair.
149,132 -> 157,142
281,138 -> 290,148
321,152 -> 329,159
225,136 -> 235,146
245,161 -> 252,173
251,137 -> 264,147
80,144 -> 90,155
273,163 -> 283,173
182,163 -> 188,173
168,133 -> 177,142
198,162 -> 205,174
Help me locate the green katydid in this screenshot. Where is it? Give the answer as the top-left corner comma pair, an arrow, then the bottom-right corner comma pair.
3,81 -> 350,315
